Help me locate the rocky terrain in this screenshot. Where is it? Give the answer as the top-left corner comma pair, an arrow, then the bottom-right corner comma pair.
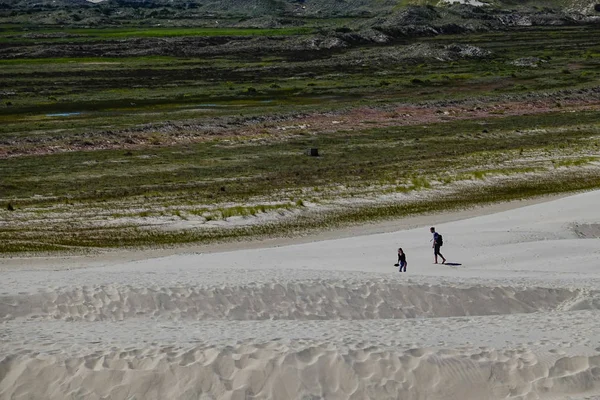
2,0 -> 600,60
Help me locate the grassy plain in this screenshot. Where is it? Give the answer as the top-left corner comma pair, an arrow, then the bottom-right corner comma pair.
0,26 -> 317,43
1,24 -> 600,253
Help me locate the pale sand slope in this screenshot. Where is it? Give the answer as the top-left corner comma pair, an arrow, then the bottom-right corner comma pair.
1,191 -> 600,400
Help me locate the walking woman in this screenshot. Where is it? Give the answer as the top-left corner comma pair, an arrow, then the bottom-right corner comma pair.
397,248 -> 407,272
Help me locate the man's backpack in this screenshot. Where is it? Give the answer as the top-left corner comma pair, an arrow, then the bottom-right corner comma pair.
437,234 -> 443,246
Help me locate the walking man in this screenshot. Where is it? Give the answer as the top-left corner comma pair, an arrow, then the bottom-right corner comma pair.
430,226 -> 446,264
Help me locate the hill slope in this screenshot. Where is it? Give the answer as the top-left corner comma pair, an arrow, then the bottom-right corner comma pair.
2,0 -> 599,27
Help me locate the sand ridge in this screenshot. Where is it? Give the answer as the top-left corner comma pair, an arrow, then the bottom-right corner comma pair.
2,280 -> 599,322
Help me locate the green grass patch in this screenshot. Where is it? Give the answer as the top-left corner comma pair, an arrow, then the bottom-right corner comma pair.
553,157 -> 598,168
0,27 -> 316,44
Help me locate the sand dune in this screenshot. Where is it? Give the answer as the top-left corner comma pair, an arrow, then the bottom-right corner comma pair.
1,280 -> 599,322
1,190 -> 600,399
2,340 -> 600,400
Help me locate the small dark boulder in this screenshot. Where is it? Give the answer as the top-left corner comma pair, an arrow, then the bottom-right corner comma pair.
307,148 -> 319,157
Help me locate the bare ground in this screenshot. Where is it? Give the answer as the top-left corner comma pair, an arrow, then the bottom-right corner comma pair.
3,93 -> 600,158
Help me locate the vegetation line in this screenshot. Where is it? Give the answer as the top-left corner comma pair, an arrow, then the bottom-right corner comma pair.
2,171 -> 599,254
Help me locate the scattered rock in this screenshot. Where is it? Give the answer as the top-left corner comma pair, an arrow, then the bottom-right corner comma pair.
510,57 -> 547,67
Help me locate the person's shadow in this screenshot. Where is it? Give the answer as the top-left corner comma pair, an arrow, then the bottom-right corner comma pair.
444,262 -> 462,266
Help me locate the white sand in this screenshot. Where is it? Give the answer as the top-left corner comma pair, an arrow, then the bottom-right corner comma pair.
1,190 -> 600,399
443,0 -> 486,6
